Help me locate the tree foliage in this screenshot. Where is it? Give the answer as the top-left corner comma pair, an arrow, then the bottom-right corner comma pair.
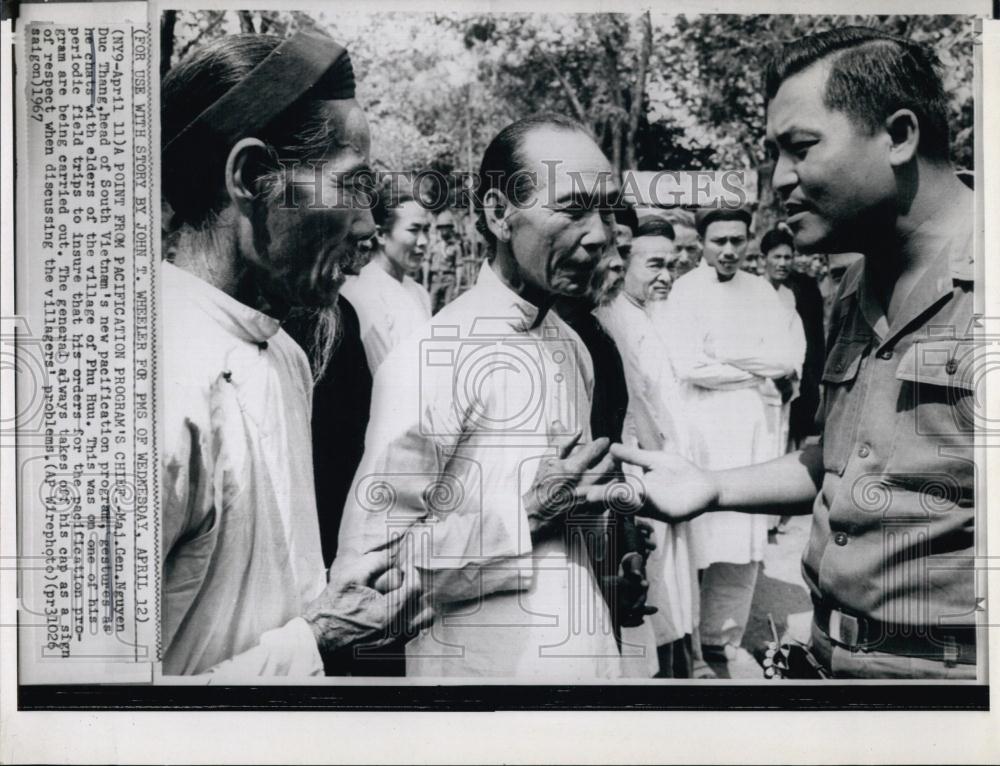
162,10 -> 978,193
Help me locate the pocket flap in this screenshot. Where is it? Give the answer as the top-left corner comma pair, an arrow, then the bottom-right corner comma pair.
822,339 -> 868,384
896,338 -> 976,391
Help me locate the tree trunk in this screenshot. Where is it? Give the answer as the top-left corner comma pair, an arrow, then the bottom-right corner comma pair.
624,12 -> 652,171
160,10 -> 177,77
599,25 -> 624,178
238,11 -> 256,34
540,48 -> 589,126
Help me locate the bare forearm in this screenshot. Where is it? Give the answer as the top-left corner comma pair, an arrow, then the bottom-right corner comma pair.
714,444 -> 823,515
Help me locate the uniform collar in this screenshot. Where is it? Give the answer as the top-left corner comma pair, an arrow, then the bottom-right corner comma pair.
163,261 -> 282,344
841,225 -> 974,301
850,225 -> 974,344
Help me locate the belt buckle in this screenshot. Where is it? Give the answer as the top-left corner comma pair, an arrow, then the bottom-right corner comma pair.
828,608 -> 860,649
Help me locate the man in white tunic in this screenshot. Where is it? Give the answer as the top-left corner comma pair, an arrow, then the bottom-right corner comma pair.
596,218 -> 697,676
159,32 -> 427,678
338,115 -> 623,679
659,207 -> 803,667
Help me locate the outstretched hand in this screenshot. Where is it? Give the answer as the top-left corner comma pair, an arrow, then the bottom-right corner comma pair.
576,444 -> 719,523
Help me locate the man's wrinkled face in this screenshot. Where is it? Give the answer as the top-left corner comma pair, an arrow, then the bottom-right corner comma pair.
763,244 -> 794,285
506,127 -> 616,298
255,99 -> 376,309
765,62 -> 896,255
672,223 -> 701,276
701,220 -> 748,281
624,235 -> 675,304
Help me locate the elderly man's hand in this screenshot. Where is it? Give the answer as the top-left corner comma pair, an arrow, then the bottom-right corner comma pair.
302,546 -> 433,656
522,432 -> 615,542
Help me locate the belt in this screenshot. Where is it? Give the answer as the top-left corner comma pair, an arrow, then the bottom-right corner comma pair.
812,599 -> 977,666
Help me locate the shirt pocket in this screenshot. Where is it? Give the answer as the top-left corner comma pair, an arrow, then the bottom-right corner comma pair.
820,337 -> 870,474
889,338 -> 977,494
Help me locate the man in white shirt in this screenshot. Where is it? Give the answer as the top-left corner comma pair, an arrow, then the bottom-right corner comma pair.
338,114 -> 623,679
658,207 -> 802,671
596,218 -> 697,677
159,32 -> 427,678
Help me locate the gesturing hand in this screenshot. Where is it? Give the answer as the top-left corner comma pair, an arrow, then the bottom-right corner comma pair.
576,444 -> 720,524
303,543 -> 433,655
522,432 -> 615,542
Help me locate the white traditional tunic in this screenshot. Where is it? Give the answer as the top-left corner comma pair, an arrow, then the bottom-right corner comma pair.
658,264 -> 804,569
161,263 -> 326,678
340,260 -> 432,372
596,294 -> 697,651
763,283 -> 806,452
764,283 -> 807,528
339,262 -> 622,679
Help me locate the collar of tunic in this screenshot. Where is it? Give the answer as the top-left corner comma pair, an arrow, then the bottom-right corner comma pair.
472,260 -> 543,333
163,262 -> 283,345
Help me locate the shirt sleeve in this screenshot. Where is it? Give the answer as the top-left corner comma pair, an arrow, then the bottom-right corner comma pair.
338,342 -> 529,605
202,617 -> 324,681
660,281 -> 757,389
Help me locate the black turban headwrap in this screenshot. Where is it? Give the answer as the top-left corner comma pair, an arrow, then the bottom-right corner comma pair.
163,30 -> 356,160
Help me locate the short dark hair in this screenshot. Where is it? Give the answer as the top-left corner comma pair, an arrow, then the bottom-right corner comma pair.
634,217 -> 675,241
760,227 -> 794,255
372,177 -> 417,231
764,26 -> 950,160
474,113 -> 589,249
695,207 -> 752,237
614,202 -> 639,236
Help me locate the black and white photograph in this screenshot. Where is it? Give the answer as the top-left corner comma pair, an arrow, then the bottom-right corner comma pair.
3,0 -> 998,762
152,5 -> 984,684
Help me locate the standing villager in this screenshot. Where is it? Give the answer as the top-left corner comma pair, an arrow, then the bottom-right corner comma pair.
658,207 -> 801,669
338,114 -> 623,678
159,32 -> 428,677
428,208 -> 465,313
597,217 -> 698,677
340,180 -> 433,372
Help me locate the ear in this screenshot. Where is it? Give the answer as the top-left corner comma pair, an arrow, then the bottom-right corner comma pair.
884,109 -> 920,167
224,137 -> 269,214
482,188 -> 512,244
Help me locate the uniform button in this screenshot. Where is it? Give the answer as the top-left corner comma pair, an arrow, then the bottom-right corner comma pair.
833,363 -> 844,373
834,532 -> 848,546
945,358 -> 958,375
877,349 -> 893,360
858,444 -> 871,458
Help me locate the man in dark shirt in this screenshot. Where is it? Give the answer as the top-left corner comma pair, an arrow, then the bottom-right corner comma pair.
608,27 -> 978,679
